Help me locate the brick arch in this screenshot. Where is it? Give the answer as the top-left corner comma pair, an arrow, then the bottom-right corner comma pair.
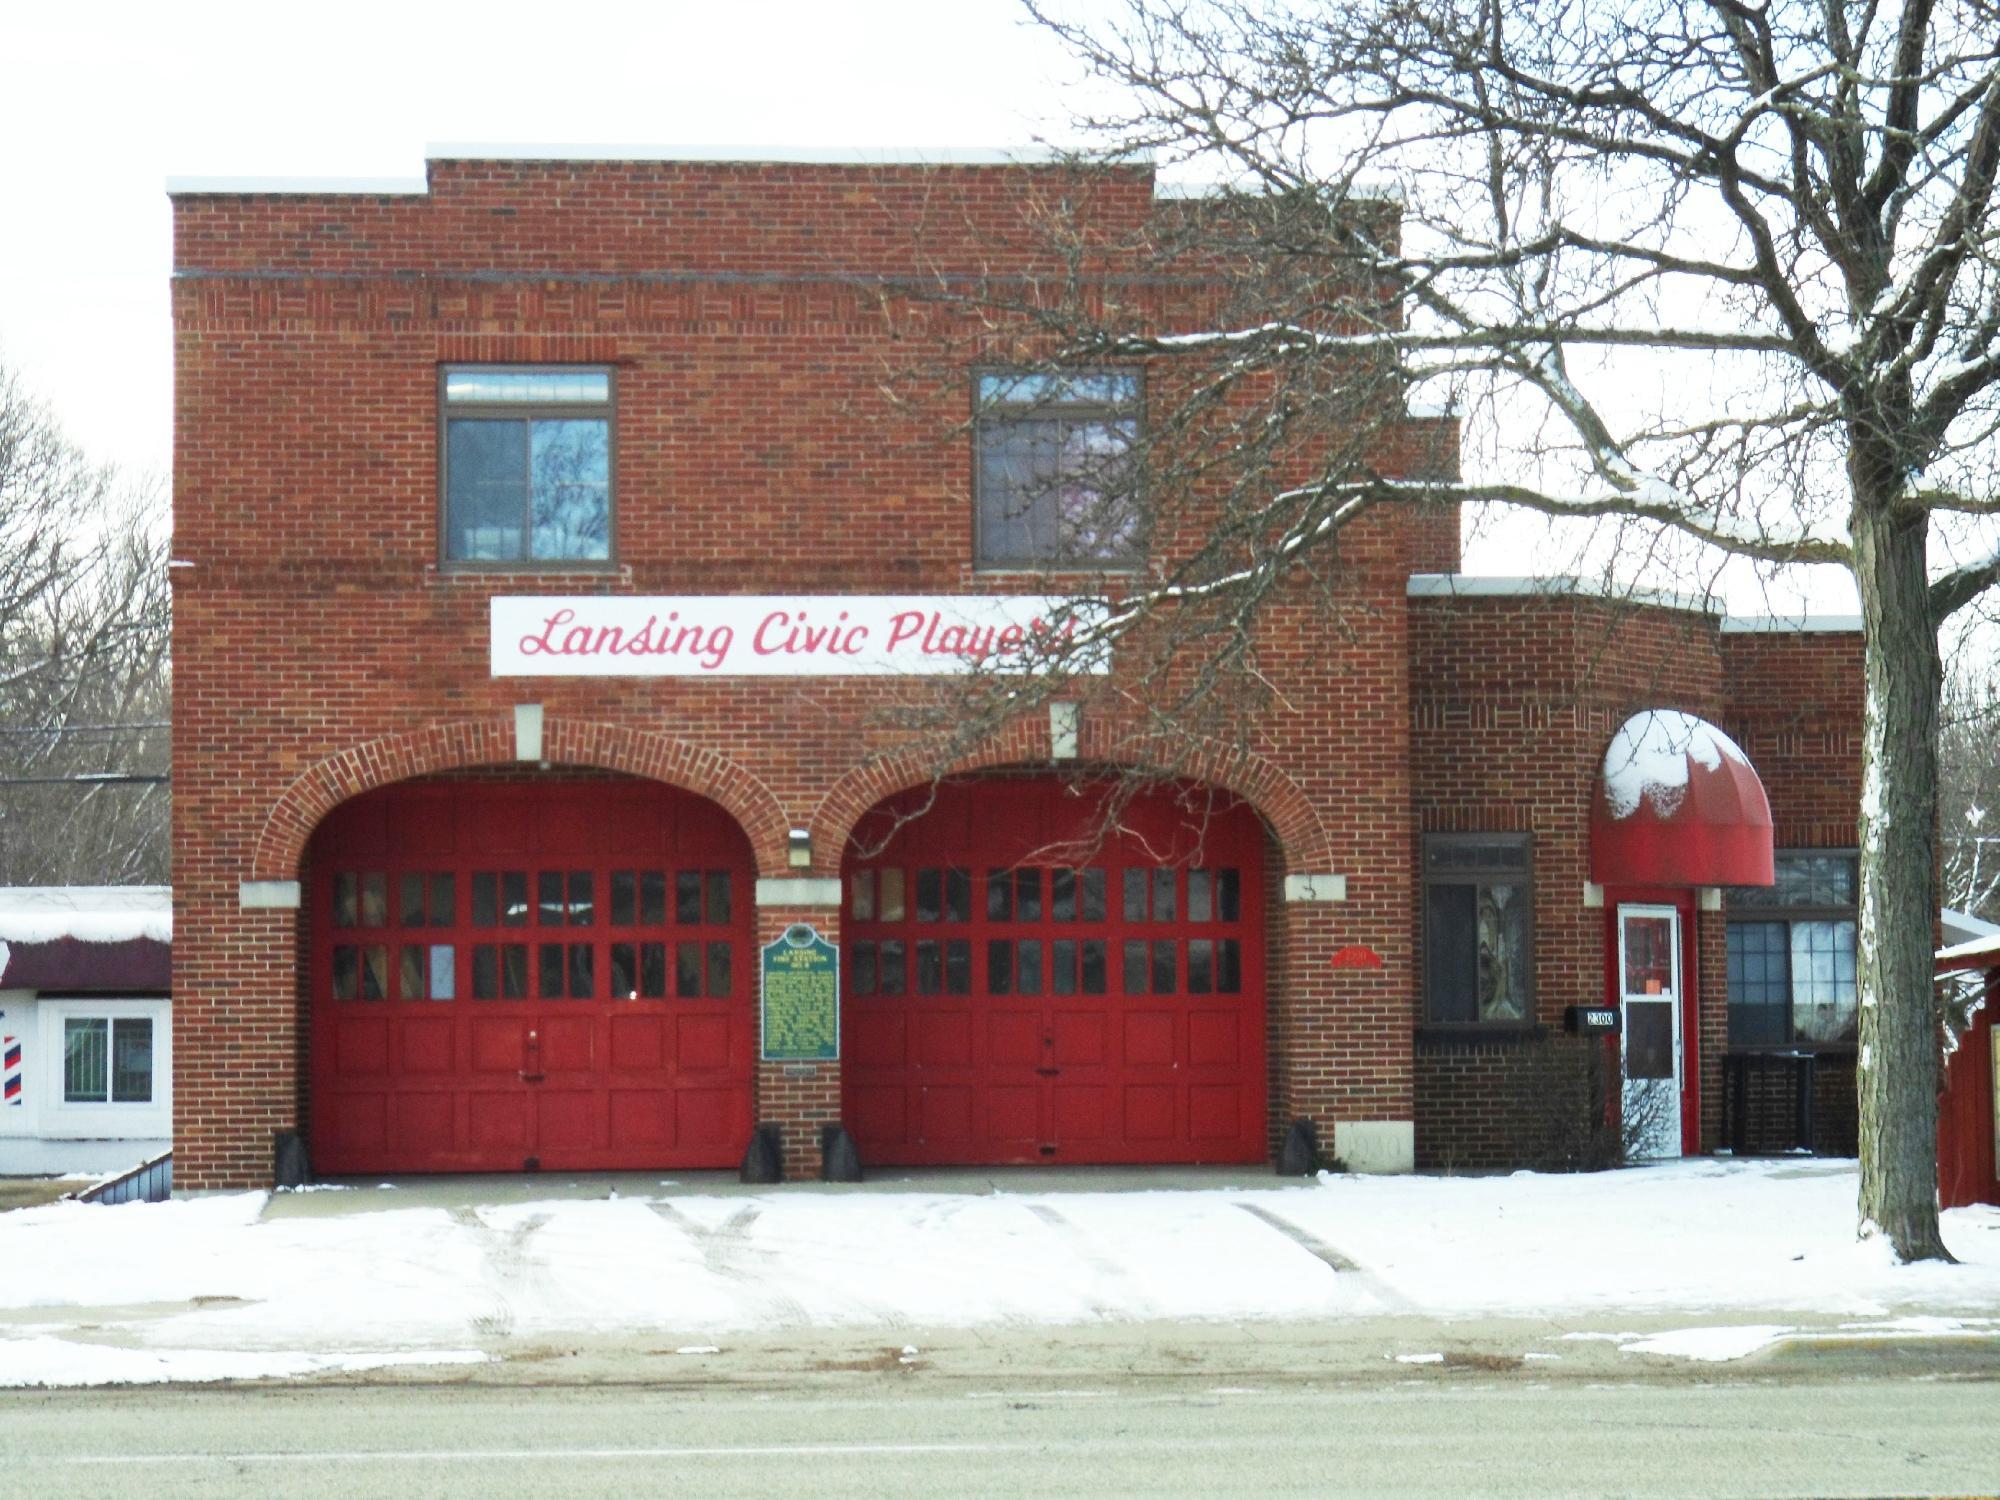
251,716 -> 792,880
812,720 -> 1331,872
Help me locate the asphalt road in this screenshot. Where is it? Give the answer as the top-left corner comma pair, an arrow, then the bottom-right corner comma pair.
3,1331 -> 1997,1498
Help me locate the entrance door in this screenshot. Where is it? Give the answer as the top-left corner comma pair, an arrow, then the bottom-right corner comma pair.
309,779 -> 755,1174
1617,904 -> 1683,1159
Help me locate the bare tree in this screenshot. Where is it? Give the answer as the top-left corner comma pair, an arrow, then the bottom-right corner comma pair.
907,0 -> 2000,1260
0,361 -> 170,885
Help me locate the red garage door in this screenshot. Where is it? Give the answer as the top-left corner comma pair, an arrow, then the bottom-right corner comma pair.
309,779 -> 754,1174
843,780 -> 1267,1165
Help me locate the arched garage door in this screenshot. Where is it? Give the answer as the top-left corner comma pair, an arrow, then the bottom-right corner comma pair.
308,778 -> 754,1174
843,779 -> 1268,1166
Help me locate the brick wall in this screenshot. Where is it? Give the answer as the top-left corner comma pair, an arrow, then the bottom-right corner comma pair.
170,158 -> 1441,1187
1408,593 -> 1859,1168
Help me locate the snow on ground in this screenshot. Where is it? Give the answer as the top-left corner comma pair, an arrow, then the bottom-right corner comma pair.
1,1157 -> 1997,1386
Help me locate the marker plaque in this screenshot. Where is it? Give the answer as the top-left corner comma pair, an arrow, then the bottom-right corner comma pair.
761,923 -> 839,1062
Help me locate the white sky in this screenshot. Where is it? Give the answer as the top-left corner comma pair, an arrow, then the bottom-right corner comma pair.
0,1 -> 1861,613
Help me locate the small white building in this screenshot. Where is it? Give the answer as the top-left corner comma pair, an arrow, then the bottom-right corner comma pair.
0,887 -> 171,1175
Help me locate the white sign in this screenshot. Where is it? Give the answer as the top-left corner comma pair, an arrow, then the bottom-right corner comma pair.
490,596 -> 1106,677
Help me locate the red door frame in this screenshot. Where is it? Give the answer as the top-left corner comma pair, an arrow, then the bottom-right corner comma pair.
1601,885 -> 1701,1155
841,779 -> 1269,1166
307,779 -> 755,1174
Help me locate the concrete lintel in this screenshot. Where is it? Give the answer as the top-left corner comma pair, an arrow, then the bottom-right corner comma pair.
1333,1120 -> 1415,1174
1698,886 -> 1723,911
514,703 -> 545,762
238,880 -> 302,910
755,877 -> 843,909
1283,873 -> 1347,903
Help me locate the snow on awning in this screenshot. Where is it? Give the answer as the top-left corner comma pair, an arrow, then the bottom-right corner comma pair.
1591,711 -> 1773,888
1937,932 -> 2000,973
0,886 -> 171,991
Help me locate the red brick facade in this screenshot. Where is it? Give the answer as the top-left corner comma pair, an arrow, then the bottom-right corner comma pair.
170,154 -> 1862,1188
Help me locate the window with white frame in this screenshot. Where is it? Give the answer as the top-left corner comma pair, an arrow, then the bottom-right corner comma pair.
63,1015 -> 154,1103
39,998 -> 172,1134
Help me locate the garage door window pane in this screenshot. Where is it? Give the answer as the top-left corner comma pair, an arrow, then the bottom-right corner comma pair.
430,944 -> 456,1000
1016,940 -> 1043,995
987,869 -> 1014,921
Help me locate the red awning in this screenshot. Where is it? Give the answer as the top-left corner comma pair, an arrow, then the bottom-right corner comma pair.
1591,710 -> 1773,887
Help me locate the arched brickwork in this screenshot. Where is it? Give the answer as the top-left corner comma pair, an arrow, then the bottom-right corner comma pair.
812,716 -> 1331,871
250,716 -> 791,879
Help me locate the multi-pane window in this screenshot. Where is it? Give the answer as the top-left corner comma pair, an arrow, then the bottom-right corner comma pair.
1726,853 -> 1859,1045
63,1017 -> 154,1104
846,863 -> 1242,999
1422,835 -> 1532,1024
328,862 -> 734,1004
441,367 -> 612,564
974,371 -> 1141,568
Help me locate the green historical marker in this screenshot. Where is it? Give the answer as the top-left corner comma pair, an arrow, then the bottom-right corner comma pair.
761,922 -> 839,1062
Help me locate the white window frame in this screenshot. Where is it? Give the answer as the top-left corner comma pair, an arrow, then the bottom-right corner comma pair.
38,997 -> 172,1139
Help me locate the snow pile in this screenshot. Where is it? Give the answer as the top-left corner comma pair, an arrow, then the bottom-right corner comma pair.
0,886 -> 171,945
0,1160 -> 1996,1385
1600,710 -> 1751,820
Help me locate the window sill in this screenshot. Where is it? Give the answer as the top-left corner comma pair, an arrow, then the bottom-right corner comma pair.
429,561 -> 629,584
971,562 -> 1143,577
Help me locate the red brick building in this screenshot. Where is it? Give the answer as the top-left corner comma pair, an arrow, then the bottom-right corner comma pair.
168,149 -> 1862,1189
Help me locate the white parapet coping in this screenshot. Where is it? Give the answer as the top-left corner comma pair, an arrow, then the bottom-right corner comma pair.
1719,614 -> 1863,633
755,878 -> 843,909
1283,874 -> 1348,903
239,881 -> 302,910
1334,1120 -> 1415,1174
1407,573 -> 1721,615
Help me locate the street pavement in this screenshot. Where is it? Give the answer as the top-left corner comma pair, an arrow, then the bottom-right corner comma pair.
2,1324 -> 1996,1498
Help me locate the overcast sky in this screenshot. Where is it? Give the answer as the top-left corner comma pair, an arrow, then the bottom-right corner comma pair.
1,0 -> 1101,477
0,1 -> 1861,612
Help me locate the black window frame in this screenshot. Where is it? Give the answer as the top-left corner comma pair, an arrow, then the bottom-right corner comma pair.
972,367 -> 1144,571
1420,832 -> 1535,1029
438,364 -> 617,570
1725,848 -> 1860,1050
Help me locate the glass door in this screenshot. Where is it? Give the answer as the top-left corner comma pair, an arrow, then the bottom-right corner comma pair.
1618,904 -> 1682,1159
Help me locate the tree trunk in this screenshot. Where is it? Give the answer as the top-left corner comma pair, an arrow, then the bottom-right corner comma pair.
1852,501 -> 1953,1262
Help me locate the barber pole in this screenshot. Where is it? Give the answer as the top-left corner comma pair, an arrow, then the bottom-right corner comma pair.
3,1035 -> 21,1105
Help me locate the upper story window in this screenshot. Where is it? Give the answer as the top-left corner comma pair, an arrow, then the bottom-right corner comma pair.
1727,852 -> 1859,1046
1422,834 -> 1533,1025
441,367 -> 612,565
975,371 -> 1141,569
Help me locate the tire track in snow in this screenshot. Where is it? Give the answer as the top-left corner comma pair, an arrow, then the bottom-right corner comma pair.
449,1206 -> 551,1340
646,1203 -> 814,1327
1022,1204 -> 1132,1319
1233,1201 -> 1416,1313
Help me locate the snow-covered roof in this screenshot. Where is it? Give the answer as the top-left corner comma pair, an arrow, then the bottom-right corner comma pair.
0,887 -> 172,945
1938,932 -> 2000,967
1600,711 -> 1753,821
1942,907 -> 2000,949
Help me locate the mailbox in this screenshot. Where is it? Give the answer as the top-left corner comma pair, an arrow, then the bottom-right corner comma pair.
1565,1005 -> 1621,1035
